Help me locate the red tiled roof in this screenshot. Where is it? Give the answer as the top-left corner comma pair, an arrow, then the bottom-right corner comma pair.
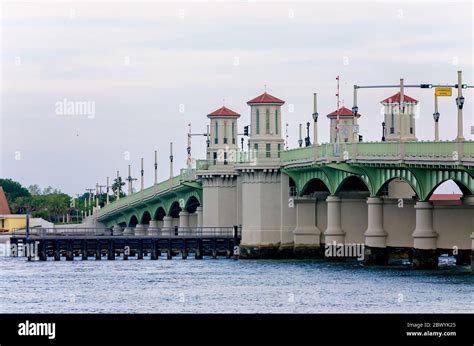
247,92 -> 285,105
381,92 -> 418,104
207,106 -> 240,118
0,187 -> 11,214
430,194 -> 462,201
326,106 -> 359,118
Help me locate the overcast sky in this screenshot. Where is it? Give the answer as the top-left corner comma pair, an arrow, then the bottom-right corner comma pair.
1,0 -> 473,195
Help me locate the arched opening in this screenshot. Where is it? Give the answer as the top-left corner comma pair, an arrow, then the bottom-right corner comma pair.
289,177 -> 297,196
185,196 -> 200,213
377,178 -> 418,200
169,201 -> 182,218
428,179 -> 471,201
141,211 -> 151,225
336,175 -> 370,198
300,178 -> 330,198
128,215 -> 139,227
119,222 -> 127,228
153,206 -> 166,221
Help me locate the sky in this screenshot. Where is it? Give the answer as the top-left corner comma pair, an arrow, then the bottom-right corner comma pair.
0,0 -> 473,195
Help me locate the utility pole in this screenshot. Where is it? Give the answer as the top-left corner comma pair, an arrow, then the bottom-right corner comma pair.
298,124 -> 303,147
127,165 -> 137,195
169,142 -> 174,182
106,177 -> 110,205
116,170 -> 121,200
187,123 -> 192,169
433,94 -> 440,141
399,78 -> 405,142
154,150 -> 158,185
335,75 -> 341,155
140,158 -> 144,191
456,70 -> 465,141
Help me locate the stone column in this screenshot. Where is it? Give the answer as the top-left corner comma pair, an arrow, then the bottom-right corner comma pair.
412,201 -> 438,269
293,199 -> 322,258
148,220 -> 160,236
112,224 -> 123,236
134,224 -> 147,236
123,226 -> 134,236
324,196 -> 345,245
179,211 -> 190,236
196,206 -> 203,228
162,216 -> 173,236
364,197 -> 388,265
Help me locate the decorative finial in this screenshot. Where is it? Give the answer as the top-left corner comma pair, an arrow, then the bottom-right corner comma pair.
223,98 -> 225,106
264,84 -> 267,92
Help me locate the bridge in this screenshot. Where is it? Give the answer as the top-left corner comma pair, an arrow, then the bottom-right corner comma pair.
89,81 -> 474,271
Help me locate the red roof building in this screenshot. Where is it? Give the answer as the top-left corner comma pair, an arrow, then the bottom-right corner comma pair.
326,106 -> 359,118
207,106 -> 240,118
381,92 -> 418,104
0,187 -> 11,214
430,194 -> 462,201
247,92 -> 285,105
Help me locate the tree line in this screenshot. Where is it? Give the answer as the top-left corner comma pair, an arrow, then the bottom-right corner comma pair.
0,178 -> 126,224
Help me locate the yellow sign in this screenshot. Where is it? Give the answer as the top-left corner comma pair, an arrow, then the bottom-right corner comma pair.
435,87 -> 452,97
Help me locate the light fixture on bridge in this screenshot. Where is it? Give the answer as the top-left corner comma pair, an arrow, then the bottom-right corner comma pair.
456,95 -> 465,110
312,111 -> 319,122
351,105 -> 358,117
433,112 -> 440,122
381,121 -> 386,142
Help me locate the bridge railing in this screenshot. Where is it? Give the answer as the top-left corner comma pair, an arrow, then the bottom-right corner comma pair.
10,226 -> 241,239
279,140 -> 474,164
98,175 -> 182,216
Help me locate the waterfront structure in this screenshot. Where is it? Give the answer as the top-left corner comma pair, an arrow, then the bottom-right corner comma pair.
96,77 -> 474,271
327,106 -> 361,143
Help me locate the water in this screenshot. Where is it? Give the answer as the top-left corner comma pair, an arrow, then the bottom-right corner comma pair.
0,257 -> 472,313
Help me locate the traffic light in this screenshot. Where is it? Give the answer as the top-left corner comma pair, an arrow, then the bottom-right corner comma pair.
244,125 -> 249,136
455,84 -> 468,89
359,135 -> 363,142
420,84 -> 432,88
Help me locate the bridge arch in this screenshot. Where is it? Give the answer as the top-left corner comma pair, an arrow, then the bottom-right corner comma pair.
426,178 -> 473,200
152,206 -> 167,221
185,195 -> 200,213
168,201 -> 182,218
140,210 -> 152,224
300,178 -> 330,196
375,177 -> 420,199
127,214 -> 139,227
335,175 -> 370,195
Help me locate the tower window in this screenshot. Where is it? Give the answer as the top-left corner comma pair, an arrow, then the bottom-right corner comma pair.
232,122 -> 235,144
214,121 -> 218,144
266,143 -> 271,158
256,109 -> 260,134
265,109 -> 270,134
275,110 -> 278,135
223,121 -> 228,144
277,144 -> 281,158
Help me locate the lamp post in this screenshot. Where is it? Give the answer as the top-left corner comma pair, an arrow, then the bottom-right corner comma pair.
382,122 -> 386,142
455,70 -> 465,141
305,122 -> 311,147
313,93 -> 319,146
298,124 -> 303,147
433,94 -> 440,141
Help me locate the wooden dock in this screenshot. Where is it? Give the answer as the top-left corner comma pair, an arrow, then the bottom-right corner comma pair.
9,226 -> 241,261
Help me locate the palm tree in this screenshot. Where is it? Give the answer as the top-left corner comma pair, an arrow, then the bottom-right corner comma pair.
111,177 -> 126,198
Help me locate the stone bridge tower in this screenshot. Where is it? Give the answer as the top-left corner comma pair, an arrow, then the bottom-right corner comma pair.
381,92 -> 418,141
207,106 -> 240,165
238,92 -> 296,258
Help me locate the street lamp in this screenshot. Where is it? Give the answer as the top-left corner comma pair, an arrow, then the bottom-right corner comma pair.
456,95 -> 465,110
433,111 -> 440,142
382,121 -> 386,142
304,122 -> 311,147
312,92 -> 319,147
352,105 -> 358,117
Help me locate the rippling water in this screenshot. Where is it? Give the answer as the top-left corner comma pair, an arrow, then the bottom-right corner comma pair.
0,256 -> 472,313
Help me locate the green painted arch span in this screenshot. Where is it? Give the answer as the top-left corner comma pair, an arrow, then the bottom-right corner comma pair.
296,170 -> 332,196
414,169 -> 474,201
370,168 -> 422,199
330,169 -> 373,195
